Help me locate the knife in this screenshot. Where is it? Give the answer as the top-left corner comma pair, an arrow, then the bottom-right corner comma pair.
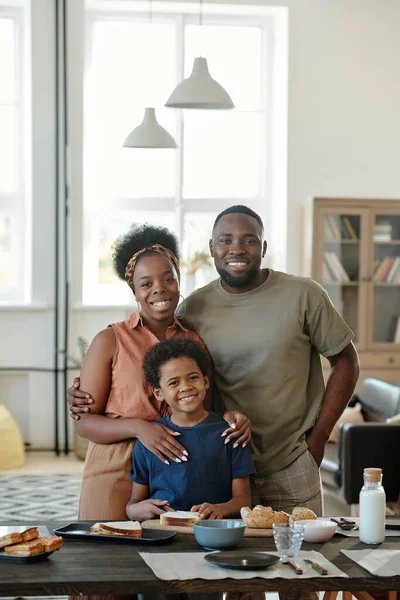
287,560 -> 303,574
303,558 -> 328,575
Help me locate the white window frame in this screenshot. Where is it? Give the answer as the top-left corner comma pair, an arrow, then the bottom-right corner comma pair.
79,1 -> 288,306
0,1 -> 31,304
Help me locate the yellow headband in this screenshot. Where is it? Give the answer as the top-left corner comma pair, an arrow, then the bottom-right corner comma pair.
124,244 -> 180,288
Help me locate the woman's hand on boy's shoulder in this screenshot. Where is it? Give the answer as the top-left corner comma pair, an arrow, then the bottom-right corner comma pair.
221,410 -> 251,448
191,503 -> 225,520
127,499 -> 170,521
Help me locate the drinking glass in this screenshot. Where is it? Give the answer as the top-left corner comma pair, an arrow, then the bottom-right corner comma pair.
272,523 -> 304,563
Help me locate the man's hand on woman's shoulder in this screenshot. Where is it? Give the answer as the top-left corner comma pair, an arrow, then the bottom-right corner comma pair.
221,410 -> 251,448
67,377 -> 94,420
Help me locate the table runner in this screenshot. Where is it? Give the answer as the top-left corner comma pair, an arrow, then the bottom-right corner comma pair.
139,550 -> 348,580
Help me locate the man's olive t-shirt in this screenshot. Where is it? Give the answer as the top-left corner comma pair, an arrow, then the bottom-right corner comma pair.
180,269 -> 354,476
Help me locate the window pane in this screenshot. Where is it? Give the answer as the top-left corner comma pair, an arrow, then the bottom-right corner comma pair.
86,21 -> 177,202
181,212 -> 217,297
0,106 -> 17,193
183,112 -> 262,198
185,25 -> 262,109
0,215 -> 14,288
0,18 -> 15,104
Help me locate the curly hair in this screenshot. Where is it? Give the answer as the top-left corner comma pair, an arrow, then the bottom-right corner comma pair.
112,224 -> 180,281
143,338 -> 208,389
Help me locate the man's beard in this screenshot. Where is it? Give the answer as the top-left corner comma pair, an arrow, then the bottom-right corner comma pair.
216,263 -> 261,289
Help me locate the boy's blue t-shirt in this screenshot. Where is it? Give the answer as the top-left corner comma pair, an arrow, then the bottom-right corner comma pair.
130,412 -> 255,511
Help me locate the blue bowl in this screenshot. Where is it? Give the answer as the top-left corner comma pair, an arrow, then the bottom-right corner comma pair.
192,520 -> 246,549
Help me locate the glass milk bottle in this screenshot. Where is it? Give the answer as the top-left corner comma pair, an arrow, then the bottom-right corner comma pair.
359,467 -> 386,544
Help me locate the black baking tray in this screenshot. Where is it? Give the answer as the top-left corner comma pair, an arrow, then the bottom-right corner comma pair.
53,522 -> 177,543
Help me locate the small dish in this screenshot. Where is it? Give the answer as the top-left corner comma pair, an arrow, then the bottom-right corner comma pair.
301,520 -> 337,543
193,520 -> 246,550
205,551 -> 279,570
0,550 -> 56,563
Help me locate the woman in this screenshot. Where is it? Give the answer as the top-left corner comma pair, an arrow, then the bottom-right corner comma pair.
71,224 -> 251,520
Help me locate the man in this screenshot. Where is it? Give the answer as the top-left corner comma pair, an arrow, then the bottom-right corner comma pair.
69,205 -> 359,516
177,205 -> 359,515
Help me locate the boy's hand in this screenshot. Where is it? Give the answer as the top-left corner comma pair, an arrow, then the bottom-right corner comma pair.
191,503 -> 225,520
127,499 -> 169,521
67,377 -> 94,421
221,410 -> 251,448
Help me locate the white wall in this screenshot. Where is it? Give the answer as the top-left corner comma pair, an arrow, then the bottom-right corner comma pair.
1,0 -> 400,449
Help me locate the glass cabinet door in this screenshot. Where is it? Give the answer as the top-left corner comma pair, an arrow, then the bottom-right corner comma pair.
320,211 -> 363,344
371,212 -> 400,346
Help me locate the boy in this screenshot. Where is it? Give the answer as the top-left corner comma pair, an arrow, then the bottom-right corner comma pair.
126,338 -> 255,522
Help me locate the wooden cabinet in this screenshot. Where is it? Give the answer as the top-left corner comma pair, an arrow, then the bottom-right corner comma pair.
312,198 -> 400,390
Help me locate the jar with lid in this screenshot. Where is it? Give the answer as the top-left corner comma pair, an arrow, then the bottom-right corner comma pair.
359,467 -> 386,544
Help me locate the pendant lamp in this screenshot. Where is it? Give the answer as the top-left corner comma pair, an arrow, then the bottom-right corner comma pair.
123,0 -> 177,149
165,57 -> 234,109
165,0 -> 234,110
123,107 -> 177,149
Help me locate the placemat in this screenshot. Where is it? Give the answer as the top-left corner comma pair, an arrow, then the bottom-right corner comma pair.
334,517 -> 400,538
341,549 -> 400,576
139,550 -> 348,580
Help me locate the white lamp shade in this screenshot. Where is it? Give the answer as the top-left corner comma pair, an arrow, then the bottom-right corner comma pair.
123,107 -> 177,149
165,57 -> 234,110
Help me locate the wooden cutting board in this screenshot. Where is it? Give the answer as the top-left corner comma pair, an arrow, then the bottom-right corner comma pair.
141,518 -> 273,537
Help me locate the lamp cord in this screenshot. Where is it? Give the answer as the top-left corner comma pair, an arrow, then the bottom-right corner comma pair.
199,0 -> 203,27
149,0 -> 152,24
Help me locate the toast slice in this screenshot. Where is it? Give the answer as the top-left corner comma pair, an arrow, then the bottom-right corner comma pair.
0,532 -> 23,549
160,510 -> 200,527
21,527 -> 39,542
90,521 -> 142,538
4,539 -> 45,557
38,536 -> 63,552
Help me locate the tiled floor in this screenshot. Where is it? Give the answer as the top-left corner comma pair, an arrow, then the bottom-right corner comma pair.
0,450 -> 84,476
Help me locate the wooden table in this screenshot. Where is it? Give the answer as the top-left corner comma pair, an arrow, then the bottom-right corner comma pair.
0,522 -> 399,597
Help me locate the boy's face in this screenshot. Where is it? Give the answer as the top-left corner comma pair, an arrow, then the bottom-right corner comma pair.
153,357 -> 208,414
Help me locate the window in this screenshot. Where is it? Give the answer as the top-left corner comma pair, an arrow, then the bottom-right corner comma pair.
0,5 -> 30,303
83,3 -> 287,305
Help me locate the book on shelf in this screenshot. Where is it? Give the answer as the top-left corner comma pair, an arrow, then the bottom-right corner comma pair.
373,222 -> 392,242
380,256 -> 396,282
393,316 -> 400,344
324,214 -> 359,241
387,256 -> 400,283
390,260 -> 400,284
372,256 -> 400,282
325,215 -> 342,241
322,261 -> 333,282
342,216 -> 358,240
324,251 -> 350,282
323,217 -> 336,241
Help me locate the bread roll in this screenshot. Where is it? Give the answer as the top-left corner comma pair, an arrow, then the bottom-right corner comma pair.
290,507 -> 317,522
240,505 -> 290,529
